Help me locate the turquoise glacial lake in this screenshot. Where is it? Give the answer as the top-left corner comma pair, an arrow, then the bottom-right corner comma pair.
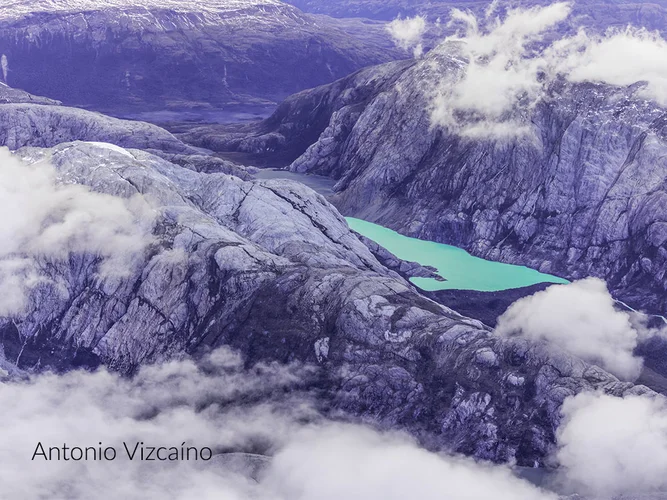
346,217 -> 570,292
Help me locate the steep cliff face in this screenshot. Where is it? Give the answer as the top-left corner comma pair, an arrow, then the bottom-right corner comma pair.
178,60 -> 414,166
204,46 -> 667,316
0,140 -> 651,467
0,0 -> 400,112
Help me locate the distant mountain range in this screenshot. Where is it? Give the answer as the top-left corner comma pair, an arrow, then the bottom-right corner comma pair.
5,0 -> 667,118
0,0 -> 400,114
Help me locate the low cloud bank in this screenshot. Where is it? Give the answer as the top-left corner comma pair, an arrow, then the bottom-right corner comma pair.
556,27 -> 667,106
430,2 -> 570,139
0,348 -> 556,500
0,148 -> 154,316
496,278 -> 643,381
0,348 -> 318,499
557,392 -> 667,498
267,426 -> 554,500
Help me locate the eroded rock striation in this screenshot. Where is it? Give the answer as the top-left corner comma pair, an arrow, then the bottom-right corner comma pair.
0,140 -> 655,467
204,45 -> 667,316
178,60 -> 415,167
0,87 -> 260,179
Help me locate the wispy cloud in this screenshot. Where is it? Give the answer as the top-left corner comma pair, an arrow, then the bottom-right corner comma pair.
0,347 -> 558,500
428,3 -> 667,139
0,148 -> 154,316
387,16 -> 428,58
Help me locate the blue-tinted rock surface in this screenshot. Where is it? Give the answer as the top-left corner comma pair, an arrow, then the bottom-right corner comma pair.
0,0 -> 401,113
285,0 -> 667,28
0,139 -> 654,468
0,47 -> 660,478
203,45 -> 667,317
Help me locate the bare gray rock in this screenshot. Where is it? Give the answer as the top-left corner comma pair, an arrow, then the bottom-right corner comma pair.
0,103 -> 199,153
0,141 -> 655,468
178,60 -> 415,167
209,45 -> 667,317
0,82 -> 60,105
0,0 -> 401,112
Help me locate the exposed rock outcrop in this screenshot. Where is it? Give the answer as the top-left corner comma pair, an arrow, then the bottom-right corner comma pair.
0,103 -> 198,153
178,60 -> 414,167
0,82 -> 60,105
0,141 -> 655,467
205,45 -> 667,316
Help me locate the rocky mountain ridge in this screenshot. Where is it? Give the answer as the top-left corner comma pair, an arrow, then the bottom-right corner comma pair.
0,0 -> 286,18
198,44 -> 667,317
0,140 -> 654,468
0,0 -> 400,113
285,0 -> 667,29
0,86 -> 657,468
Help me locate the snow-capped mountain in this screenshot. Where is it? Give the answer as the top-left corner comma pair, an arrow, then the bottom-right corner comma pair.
0,0 -> 399,113
1,0 -> 287,18
286,0 -> 667,32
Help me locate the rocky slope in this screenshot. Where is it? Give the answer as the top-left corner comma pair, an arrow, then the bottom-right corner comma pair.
0,5 -> 662,492
0,81 -> 59,104
0,84 -> 660,469
178,60 -> 415,167
0,103 -> 198,153
0,0 -> 400,113
0,83 -> 190,149
0,86 -> 260,178
201,45 -> 667,317
285,0 -> 667,29
0,139 -> 654,468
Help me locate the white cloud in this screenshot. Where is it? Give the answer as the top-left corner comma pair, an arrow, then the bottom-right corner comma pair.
556,392 -> 667,498
0,347 -> 557,500
430,3 -> 571,139
387,16 -> 427,58
0,147 -> 154,316
630,310 -> 667,340
553,27 -> 667,106
267,426 -> 555,500
1,54 -> 8,82
0,348 -> 318,500
429,3 -> 667,139
495,278 -> 643,381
